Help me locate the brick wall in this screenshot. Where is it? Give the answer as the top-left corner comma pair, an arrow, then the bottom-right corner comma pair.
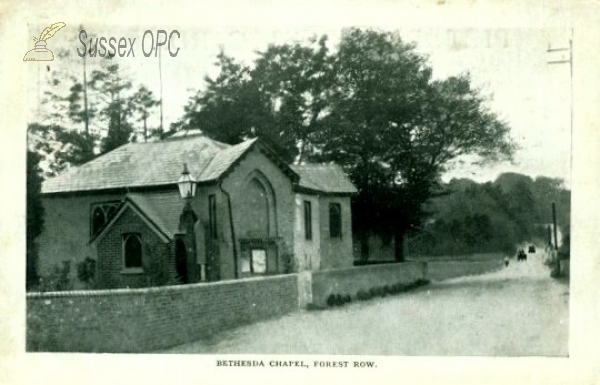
310,262 -> 427,306
27,274 -> 299,353
96,207 -> 175,289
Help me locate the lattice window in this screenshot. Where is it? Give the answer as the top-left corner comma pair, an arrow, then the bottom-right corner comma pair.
90,202 -> 120,236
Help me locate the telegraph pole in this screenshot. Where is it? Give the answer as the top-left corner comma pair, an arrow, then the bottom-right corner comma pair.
159,44 -> 164,136
551,202 -> 558,251
81,24 -> 90,138
547,31 -> 573,167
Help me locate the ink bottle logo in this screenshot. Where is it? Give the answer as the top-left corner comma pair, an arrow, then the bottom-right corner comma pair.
24,22 -> 66,61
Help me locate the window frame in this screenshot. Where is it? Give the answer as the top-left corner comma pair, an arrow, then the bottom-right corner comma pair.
240,248 -> 268,275
250,248 -> 267,274
329,202 -> 342,238
122,233 -> 143,273
303,200 -> 312,240
90,201 -> 121,237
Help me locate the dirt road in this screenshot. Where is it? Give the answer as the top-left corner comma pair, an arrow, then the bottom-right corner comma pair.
165,253 -> 569,356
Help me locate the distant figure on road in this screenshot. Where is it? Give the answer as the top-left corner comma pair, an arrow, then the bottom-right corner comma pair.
517,249 -> 527,261
528,245 -> 536,253
504,256 -> 510,267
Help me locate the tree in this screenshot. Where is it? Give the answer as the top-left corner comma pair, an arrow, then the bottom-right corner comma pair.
89,57 -> 134,153
407,173 -> 570,256
130,85 -> 159,142
27,150 -> 45,289
28,123 -> 95,177
178,39 -> 334,162
320,28 -> 515,260
176,28 -> 516,261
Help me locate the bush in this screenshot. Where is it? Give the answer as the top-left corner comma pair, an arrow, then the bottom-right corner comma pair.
356,290 -> 369,301
76,257 -> 97,289
144,242 -> 181,287
278,241 -> 296,274
326,279 -> 430,309
327,294 -> 336,307
37,261 -> 73,292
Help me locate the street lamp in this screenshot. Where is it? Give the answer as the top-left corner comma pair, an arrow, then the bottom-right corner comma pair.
176,163 -> 198,284
177,163 -> 197,199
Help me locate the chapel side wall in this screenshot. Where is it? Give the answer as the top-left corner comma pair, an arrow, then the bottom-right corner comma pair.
37,189 -> 182,287
318,195 -> 353,269
293,193 -> 321,271
37,193 -> 124,284
221,149 -> 295,278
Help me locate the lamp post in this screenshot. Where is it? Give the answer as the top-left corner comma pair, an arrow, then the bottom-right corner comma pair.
176,163 -> 198,283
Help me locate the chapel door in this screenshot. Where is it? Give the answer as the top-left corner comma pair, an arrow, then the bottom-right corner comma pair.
175,239 -> 188,284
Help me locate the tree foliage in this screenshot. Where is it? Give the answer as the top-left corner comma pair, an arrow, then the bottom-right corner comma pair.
27,150 -> 45,289
35,52 -> 160,175
130,85 -> 160,142
176,28 -> 515,261
409,173 -> 571,256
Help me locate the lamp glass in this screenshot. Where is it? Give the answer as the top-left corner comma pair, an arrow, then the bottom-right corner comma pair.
177,169 -> 196,198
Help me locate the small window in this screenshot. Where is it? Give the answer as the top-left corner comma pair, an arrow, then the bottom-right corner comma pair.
123,233 -> 142,269
304,201 -> 312,240
329,203 -> 342,238
208,194 -> 217,239
241,249 -> 267,275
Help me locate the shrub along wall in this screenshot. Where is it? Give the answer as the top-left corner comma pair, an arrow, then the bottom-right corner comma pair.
310,262 -> 427,306
27,274 -> 298,353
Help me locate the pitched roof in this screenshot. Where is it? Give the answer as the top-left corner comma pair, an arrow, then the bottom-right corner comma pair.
42,134 -> 256,194
126,193 -> 182,239
290,164 -> 357,195
41,132 -> 352,195
90,193 -> 180,244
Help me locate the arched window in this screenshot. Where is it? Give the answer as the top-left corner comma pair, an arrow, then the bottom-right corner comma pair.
90,202 -> 120,236
243,178 -> 270,238
91,206 -> 106,235
123,233 -> 142,269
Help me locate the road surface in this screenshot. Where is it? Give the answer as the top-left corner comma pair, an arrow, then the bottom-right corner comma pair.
164,253 -> 569,356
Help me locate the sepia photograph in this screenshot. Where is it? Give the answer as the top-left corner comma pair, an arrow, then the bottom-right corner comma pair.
2,0 -> 600,384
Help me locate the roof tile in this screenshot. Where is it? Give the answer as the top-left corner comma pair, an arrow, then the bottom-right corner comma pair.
290,164 -> 357,194
42,135 -> 250,194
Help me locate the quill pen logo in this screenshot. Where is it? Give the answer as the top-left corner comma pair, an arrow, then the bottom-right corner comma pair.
24,22 -> 66,61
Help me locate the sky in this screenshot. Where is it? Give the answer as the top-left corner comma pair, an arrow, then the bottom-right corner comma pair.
26,22 -> 573,187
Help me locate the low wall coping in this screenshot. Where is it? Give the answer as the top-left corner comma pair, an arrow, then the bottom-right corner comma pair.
27,273 -> 297,299
311,261 -> 425,277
